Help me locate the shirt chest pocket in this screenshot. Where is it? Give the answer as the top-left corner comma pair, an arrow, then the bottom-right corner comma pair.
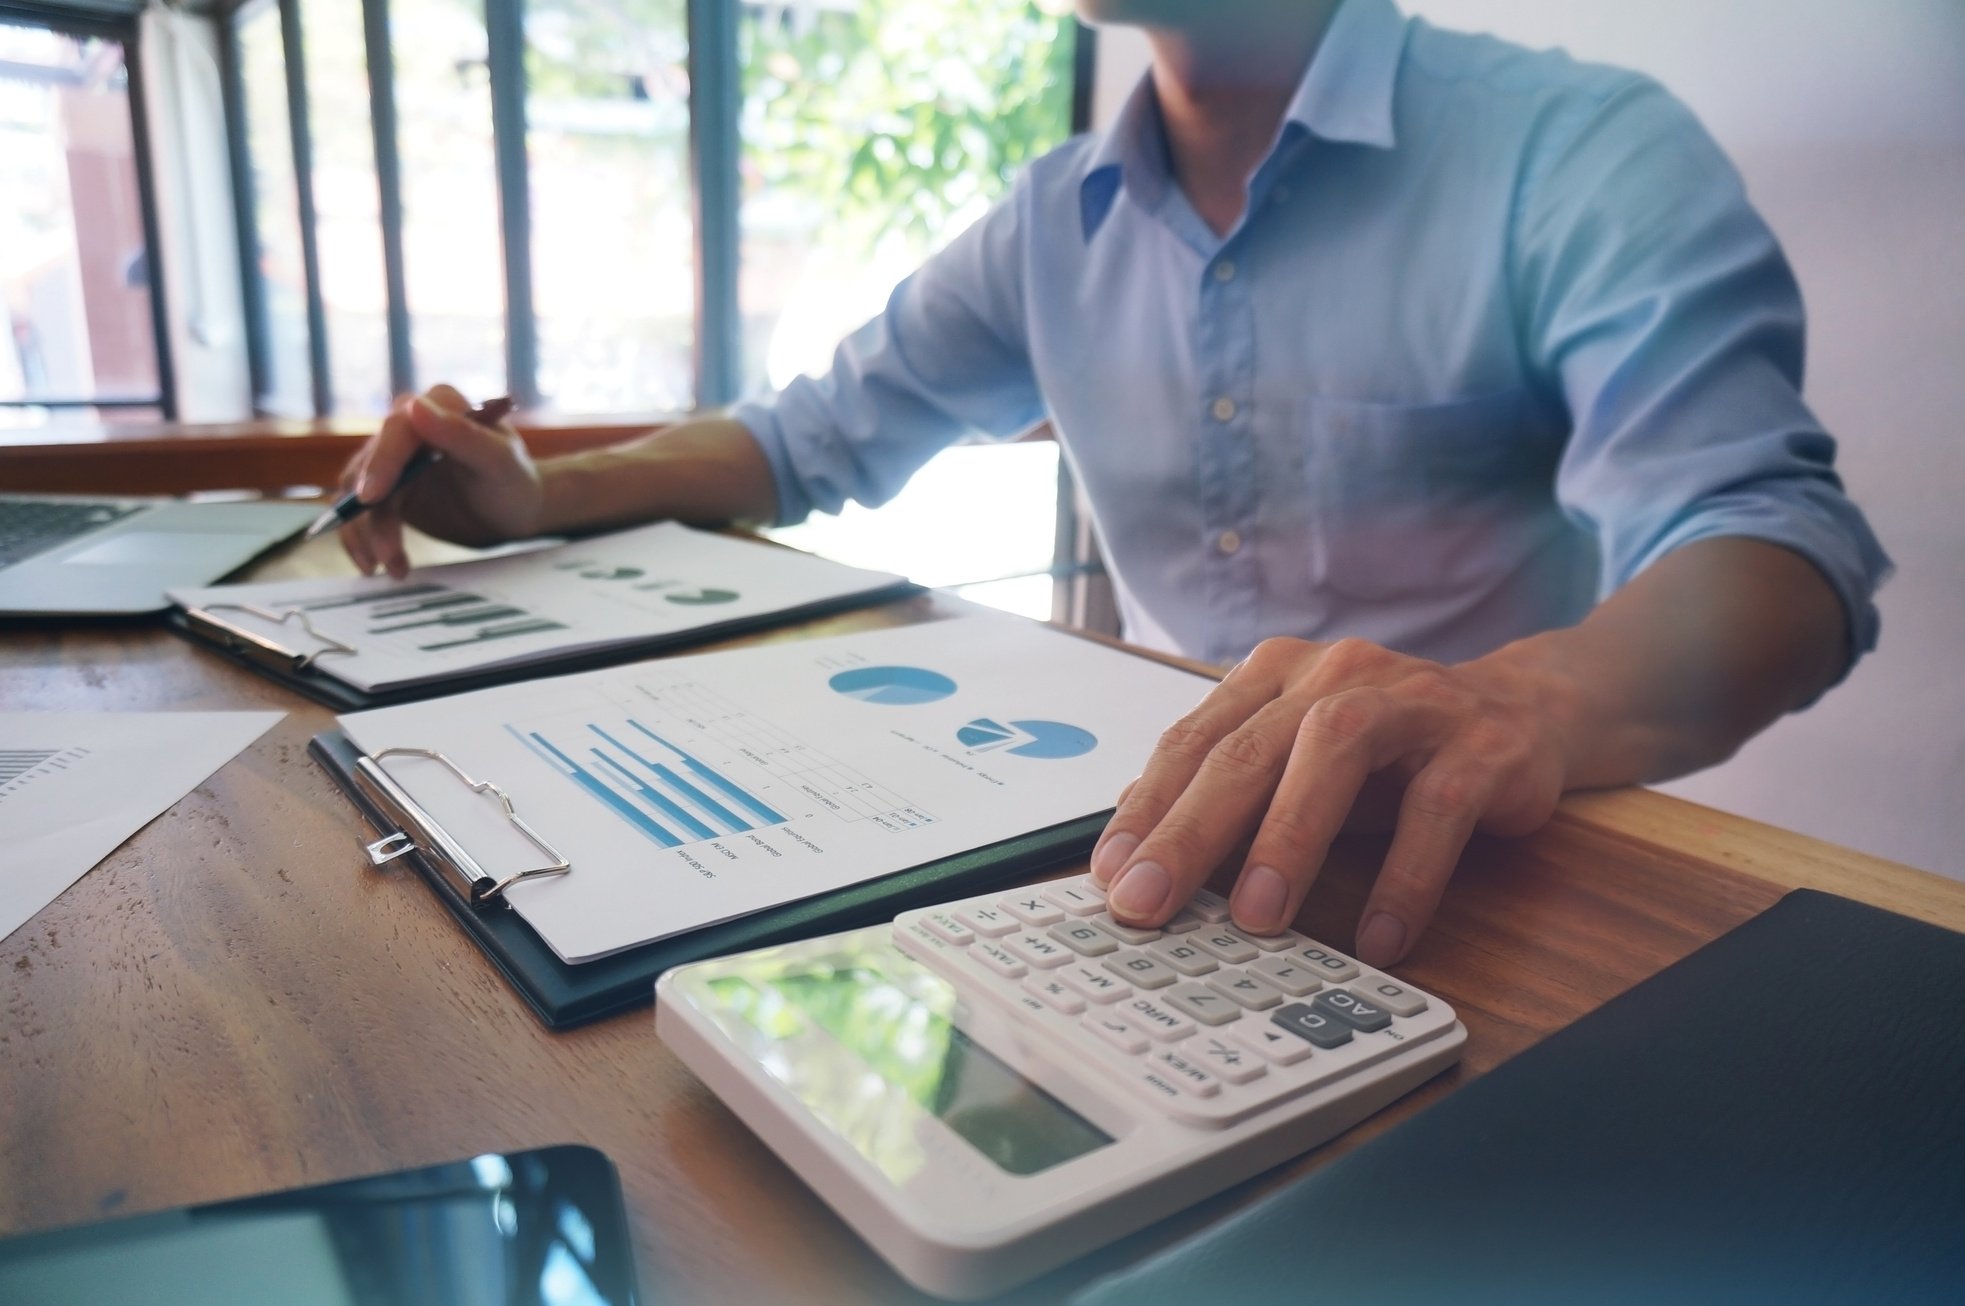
1295,389 -> 1555,603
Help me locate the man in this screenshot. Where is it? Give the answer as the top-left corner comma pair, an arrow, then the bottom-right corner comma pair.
338,0 -> 1888,969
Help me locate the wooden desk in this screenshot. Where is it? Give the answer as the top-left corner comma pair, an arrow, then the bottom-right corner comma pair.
4,533 -> 1962,1302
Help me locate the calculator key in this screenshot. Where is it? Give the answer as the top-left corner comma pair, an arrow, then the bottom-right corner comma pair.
920,911 -> 975,946
1190,929 -> 1259,965
1355,977 -> 1429,1016
1122,995 -> 1198,1042
1272,1002 -> 1352,1048
1043,882 -> 1106,916
955,906 -> 1019,938
1231,1024 -> 1317,1066
1050,920 -> 1119,956
1165,983 -> 1241,1027
1292,945 -> 1360,982
1002,894 -> 1065,927
1093,916 -> 1161,946
1025,976 -> 1086,1015
1061,964 -> 1131,1004
1102,952 -> 1178,990
1161,909 -> 1204,934
968,942 -> 1028,980
1251,956 -> 1323,996
1004,931 -> 1073,970
1208,971 -> 1283,1010
1147,1048 -> 1222,1097
1148,938 -> 1219,976
1084,1012 -> 1150,1055
1187,890 -> 1232,923
1313,989 -> 1391,1032
1193,1036 -> 1268,1084
1236,927 -> 1301,953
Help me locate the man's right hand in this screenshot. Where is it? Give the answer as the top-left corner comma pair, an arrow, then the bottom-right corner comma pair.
337,384 -> 544,579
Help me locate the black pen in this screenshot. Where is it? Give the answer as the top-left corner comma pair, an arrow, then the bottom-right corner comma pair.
303,395 -> 515,542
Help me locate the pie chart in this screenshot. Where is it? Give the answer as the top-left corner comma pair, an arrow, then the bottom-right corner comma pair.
665,587 -> 740,605
828,665 -> 958,705
957,718 -> 1098,760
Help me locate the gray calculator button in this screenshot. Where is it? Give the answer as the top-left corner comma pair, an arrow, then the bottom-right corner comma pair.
1187,890 -> 1232,923
1208,971 -> 1283,1010
1236,927 -> 1300,953
1358,978 -> 1429,1016
1004,931 -> 1073,970
1165,983 -> 1242,1026
1102,952 -> 1178,989
1043,883 -> 1106,916
1003,894 -> 1065,926
1190,929 -> 1259,965
1050,920 -> 1119,956
1251,956 -> 1322,996
1273,1002 -> 1352,1048
955,905 -> 1019,938
1293,944 -> 1360,982
1313,989 -> 1391,1032
1161,909 -> 1204,934
1194,1036 -> 1267,1084
1231,1024 -> 1315,1066
1094,916 -> 1161,946
1061,964 -> 1131,1004
1147,938 -> 1219,976
1122,995 -> 1198,1041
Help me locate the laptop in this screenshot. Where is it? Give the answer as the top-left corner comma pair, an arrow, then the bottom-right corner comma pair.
0,492 -> 317,616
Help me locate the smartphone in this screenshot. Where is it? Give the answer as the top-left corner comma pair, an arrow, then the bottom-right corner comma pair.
0,1143 -> 638,1305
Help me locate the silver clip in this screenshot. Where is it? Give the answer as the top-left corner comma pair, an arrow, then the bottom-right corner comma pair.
352,746 -> 572,907
192,602 -> 358,671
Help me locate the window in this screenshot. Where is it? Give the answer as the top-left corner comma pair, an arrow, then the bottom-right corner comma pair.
0,17 -> 167,427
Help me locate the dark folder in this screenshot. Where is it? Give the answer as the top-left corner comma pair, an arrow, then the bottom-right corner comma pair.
1073,889 -> 1965,1306
310,729 -> 1105,1029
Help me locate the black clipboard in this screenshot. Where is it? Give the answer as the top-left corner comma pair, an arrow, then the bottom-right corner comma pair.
309,728 -> 1109,1029
173,579 -> 920,711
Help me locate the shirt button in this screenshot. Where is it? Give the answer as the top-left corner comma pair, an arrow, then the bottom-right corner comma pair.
1216,529 -> 1243,555
1211,396 -> 1237,423
1213,260 -> 1236,283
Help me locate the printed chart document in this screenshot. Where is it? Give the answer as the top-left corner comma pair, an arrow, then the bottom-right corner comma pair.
170,522 -> 908,694
0,711 -> 283,943
336,614 -> 1213,963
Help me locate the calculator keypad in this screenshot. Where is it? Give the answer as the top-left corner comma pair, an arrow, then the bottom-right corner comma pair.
894,873 -> 1457,1128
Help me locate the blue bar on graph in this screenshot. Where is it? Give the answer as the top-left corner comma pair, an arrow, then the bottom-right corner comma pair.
627,719 -> 787,825
587,725 -> 752,832
526,732 -> 681,848
590,749 -> 718,841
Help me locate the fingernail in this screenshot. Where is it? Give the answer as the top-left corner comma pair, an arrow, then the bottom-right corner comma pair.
1232,865 -> 1289,934
1357,913 -> 1407,966
356,471 -> 381,502
1090,832 -> 1137,887
1108,861 -> 1170,922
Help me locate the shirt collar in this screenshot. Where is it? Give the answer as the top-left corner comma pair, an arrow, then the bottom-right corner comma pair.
1079,0 -> 1408,240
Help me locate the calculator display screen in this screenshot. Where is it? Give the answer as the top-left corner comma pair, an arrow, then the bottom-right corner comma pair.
713,964 -> 1113,1178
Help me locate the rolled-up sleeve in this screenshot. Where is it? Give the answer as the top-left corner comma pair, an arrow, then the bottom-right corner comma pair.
730,175 -> 1047,526
1515,76 -> 1891,666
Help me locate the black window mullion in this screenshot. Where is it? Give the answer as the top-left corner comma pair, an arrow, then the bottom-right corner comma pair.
686,0 -> 738,410
362,0 -> 413,399
276,0 -> 332,417
119,15 -> 176,420
484,0 -> 538,409
216,7 -> 271,410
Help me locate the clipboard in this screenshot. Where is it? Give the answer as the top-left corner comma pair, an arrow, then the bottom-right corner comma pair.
309,728 -> 1108,1028
174,580 -> 921,712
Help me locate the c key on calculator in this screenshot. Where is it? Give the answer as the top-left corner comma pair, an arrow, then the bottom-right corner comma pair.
657,872 -> 1466,1299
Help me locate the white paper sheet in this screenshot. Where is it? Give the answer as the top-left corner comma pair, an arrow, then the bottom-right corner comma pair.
0,711 -> 284,943
338,613 -> 1213,963
169,522 -> 907,693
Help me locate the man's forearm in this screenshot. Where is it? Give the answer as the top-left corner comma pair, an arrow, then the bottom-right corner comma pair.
535,416 -> 781,536
1481,536 -> 1851,788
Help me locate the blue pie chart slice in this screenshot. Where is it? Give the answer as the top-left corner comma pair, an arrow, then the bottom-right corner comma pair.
829,665 -> 958,706
1003,719 -> 1098,760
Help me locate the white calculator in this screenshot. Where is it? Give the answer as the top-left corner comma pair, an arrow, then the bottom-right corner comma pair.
655,873 -> 1465,1299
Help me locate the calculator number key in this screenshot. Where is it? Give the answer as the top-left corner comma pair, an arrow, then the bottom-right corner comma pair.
1147,939 -> 1219,976
1356,978 -> 1429,1016
1050,920 -> 1119,956
1102,952 -> 1178,990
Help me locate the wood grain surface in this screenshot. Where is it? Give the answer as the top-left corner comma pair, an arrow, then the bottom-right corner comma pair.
3,531 -> 1960,1304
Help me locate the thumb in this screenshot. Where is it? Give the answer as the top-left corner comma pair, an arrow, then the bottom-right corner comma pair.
404,389 -> 519,475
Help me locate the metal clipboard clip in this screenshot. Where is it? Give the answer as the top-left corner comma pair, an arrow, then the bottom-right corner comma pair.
183,602 -> 359,673
353,746 -> 572,908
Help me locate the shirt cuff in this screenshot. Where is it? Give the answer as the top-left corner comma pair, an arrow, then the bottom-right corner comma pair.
729,398 -> 813,528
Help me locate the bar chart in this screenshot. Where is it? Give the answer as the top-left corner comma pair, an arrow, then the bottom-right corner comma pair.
0,748 -> 64,791
280,582 -> 568,654
510,682 -> 936,850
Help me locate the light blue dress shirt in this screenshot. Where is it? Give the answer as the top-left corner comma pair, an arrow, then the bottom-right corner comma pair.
734,0 -> 1889,669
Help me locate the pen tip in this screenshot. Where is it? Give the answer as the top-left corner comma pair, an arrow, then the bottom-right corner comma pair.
301,510 -> 339,542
